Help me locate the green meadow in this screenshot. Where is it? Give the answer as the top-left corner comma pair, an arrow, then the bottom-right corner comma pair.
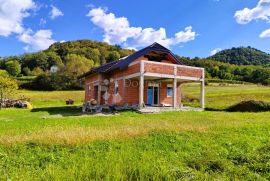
1,84 -> 270,180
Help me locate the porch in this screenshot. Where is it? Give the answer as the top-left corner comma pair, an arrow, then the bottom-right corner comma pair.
123,60 -> 205,110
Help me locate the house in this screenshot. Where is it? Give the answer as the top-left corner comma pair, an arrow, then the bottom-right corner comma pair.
80,43 -> 205,111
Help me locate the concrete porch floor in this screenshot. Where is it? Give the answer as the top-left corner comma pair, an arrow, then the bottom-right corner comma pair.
139,106 -> 204,113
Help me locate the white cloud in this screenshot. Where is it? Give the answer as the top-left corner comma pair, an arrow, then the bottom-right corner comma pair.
260,28 -> 270,38
235,0 -> 270,24
18,29 -> 56,51
0,0 -> 36,36
87,7 -> 197,48
50,5 -> 63,19
210,48 -> 222,56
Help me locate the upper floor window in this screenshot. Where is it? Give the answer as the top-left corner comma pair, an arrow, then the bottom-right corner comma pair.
114,80 -> 119,95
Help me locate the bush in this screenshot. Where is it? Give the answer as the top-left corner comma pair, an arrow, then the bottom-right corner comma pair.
4,60 -> 21,76
227,100 -> 270,112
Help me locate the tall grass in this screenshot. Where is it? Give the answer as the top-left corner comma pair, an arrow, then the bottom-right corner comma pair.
0,84 -> 270,179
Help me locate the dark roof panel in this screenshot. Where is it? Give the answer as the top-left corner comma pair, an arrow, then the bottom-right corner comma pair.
79,42 -> 184,78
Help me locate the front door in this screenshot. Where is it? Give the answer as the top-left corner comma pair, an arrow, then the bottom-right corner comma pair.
147,85 -> 159,106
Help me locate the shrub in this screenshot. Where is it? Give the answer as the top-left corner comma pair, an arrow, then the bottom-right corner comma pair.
227,100 -> 270,112
4,60 -> 21,76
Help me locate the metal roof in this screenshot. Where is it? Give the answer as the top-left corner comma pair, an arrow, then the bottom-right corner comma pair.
79,42 -> 184,78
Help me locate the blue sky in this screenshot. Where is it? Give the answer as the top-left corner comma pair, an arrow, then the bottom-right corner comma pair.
0,0 -> 269,58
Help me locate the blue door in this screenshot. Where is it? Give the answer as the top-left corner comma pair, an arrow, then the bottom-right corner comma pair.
147,87 -> 153,105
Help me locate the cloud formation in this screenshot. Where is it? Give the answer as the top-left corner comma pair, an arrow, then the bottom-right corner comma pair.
87,7 -> 197,48
210,48 -> 222,56
50,5 -> 64,19
235,0 -> 270,39
260,28 -> 270,38
18,29 -> 56,51
0,0 -> 57,51
235,0 -> 270,24
0,0 -> 36,36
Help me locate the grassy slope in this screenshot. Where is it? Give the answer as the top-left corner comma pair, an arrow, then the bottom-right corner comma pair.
0,84 -> 270,180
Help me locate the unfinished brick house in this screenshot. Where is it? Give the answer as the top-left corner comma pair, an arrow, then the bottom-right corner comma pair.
80,43 -> 205,110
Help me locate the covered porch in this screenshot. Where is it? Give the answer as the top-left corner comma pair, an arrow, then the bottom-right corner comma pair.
123,60 -> 205,111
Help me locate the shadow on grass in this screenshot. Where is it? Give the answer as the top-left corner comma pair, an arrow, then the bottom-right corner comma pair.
205,108 -> 226,112
31,106 -> 82,117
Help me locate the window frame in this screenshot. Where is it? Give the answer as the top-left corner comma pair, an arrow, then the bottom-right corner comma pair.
166,84 -> 173,97
87,84 -> 91,96
114,80 -> 119,95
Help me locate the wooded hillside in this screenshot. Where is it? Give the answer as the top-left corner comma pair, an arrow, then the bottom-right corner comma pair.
208,47 -> 270,66
0,40 -> 270,90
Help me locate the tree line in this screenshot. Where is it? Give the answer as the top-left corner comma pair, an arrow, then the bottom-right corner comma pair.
0,40 -> 270,90
0,40 -> 134,90
180,56 -> 270,85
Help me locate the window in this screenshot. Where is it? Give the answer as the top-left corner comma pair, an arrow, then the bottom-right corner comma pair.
88,84 -> 91,96
114,80 -> 119,95
167,85 -> 173,97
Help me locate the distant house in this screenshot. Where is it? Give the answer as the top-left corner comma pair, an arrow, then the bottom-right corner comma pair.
80,43 -> 205,110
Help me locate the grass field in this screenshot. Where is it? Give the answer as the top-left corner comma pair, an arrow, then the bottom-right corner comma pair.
1,84 -> 270,180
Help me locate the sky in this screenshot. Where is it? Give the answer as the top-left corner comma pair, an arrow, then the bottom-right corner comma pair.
0,0 -> 269,58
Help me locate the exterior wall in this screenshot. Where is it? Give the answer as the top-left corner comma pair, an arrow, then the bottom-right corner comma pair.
157,82 -> 181,106
85,74 -> 102,102
144,63 -> 174,75
84,56 -> 200,107
84,63 -> 141,106
85,74 -> 182,107
143,61 -> 203,79
177,67 -> 203,78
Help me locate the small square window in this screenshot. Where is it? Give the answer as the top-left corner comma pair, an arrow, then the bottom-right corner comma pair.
167,87 -> 173,97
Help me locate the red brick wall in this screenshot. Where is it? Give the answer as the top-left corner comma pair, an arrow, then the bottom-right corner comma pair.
144,63 -> 174,75
177,67 -> 202,78
84,62 -> 141,105
159,82 -> 181,106
85,74 -> 101,102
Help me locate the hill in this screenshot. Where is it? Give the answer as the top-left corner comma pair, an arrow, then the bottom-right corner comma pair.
46,40 -> 134,65
0,40 -> 134,76
208,47 -> 270,66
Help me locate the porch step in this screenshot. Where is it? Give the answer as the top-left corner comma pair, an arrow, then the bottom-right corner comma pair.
139,106 -> 204,113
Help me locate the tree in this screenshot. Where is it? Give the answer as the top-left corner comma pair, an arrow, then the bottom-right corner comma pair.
64,54 -> 94,77
0,71 -> 18,108
46,51 -> 63,67
107,51 -> 120,62
31,67 -> 44,76
4,60 -> 21,76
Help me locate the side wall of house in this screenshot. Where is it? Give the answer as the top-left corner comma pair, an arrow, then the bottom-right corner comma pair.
85,74 -> 104,102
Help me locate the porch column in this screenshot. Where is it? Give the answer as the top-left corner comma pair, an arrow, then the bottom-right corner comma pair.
200,69 -> 205,109
173,66 -> 177,109
173,78 -> 177,109
139,61 -> 144,109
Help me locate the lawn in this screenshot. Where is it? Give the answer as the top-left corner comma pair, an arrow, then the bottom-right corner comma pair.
0,84 -> 270,180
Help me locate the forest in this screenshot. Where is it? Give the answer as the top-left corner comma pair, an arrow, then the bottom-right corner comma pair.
0,40 -> 270,90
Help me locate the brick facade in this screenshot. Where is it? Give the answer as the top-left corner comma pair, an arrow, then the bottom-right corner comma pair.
84,56 -> 202,107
